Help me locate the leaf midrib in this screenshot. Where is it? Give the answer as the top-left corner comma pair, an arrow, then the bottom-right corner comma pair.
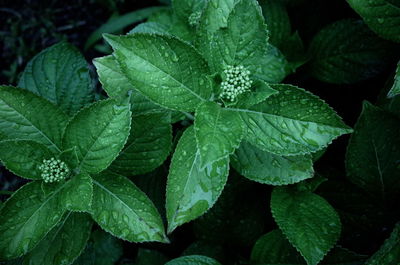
92,179 -> 162,237
0,97 -> 62,152
121,44 -> 206,102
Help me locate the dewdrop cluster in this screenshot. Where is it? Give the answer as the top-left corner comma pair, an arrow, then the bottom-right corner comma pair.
188,11 -> 201,27
220,65 -> 252,102
39,157 -> 70,183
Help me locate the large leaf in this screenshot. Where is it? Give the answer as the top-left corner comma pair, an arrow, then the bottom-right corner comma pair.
251,229 -> 304,264
0,181 -> 67,260
22,212 -> 92,265
231,84 -> 352,156
198,0 -> 236,34
104,33 -> 213,112
18,42 -> 94,115
232,141 -> 314,185
365,222 -> 400,265
165,255 -> 222,265
197,0 -> 268,74
73,230 -> 123,265
166,126 -> 229,233
0,86 -> 68,153
91,173 -> 167,243
271,187 -> 341,265
63,99 -> 131,174
388,60 -> 400,98
347,0 -> 400,43
109,113 -> 172,176
94,55 -> 164,116
194,101 -> 244,167
0,140 -> 53,180
61,173 -> 93,212
308,19 -> 396,84
346,102 -> 400,200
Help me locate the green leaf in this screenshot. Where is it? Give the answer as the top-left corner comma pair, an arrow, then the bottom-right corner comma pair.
84,7 -> 165,49
172,0 -> 207,21
165,255 -> 222,265
270,186 -> 341,265
22,212 -> 92,265
232,141 -> 314,185
0,181 -> 67,260
129,22 -> 170,35
308,19 -> 396,84
259,0 -> 291,48
253,44 -> 292,83
346,102 -> 400,200
61,173 -> 93,212
197,0 -> 268,74
109,113 -> 172,176
0,86 -> 68,153
365,222 -> 400,265
104,33 -> 213,112
199,0 -> 236,34
63,99 -> 131,174
388,60 -> 400,98
0,140 -> 53,180
166,126 -> 229,233
251,230 -> 304,264
94,55 -> 165,116
234,81 -> 278,109
194,101 -> 244,167
91,172 -> 167,243
232,84 -> 352,156
347,0 -> 400,43
18,42 -> 94,115
73,230 -> 123,265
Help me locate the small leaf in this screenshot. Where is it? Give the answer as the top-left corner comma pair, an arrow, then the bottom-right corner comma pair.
63,99 -> 131,174
365,222 -> 400,265
346,102 -> 400,200
109,113 -> 172,176
347,0 -> 400,43
308,19 -> 396,84
91,172 -> 167,243
0,86 -> 68,153
165,255 -> 222,265
232,141 -> 314,185
22,212 -> 92,265
251,230 -> 304,264
232,84 -> 352,156
0,140 -> 53,180
234,80 -> 278,109
199,0 -> 236,34
104,33 -> 213,112
194,101 -> 244,167
197,0 -> 268,74
166,126 -> 229,233
18,42 -> 94,115
270,186 -> 341,265
388,60 -> 400,98
62,173 -> 93,212
172,0 -> 207,22
73,230 -> 123,265
0,181 -> 67,260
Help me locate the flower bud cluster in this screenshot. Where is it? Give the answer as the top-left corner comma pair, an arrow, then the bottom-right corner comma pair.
220,65 -> 252,102
188,11 -> 201,27
39,157 -> 70,183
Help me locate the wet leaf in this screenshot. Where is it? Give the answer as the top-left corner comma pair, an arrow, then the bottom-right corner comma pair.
18,42 -> 94,115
